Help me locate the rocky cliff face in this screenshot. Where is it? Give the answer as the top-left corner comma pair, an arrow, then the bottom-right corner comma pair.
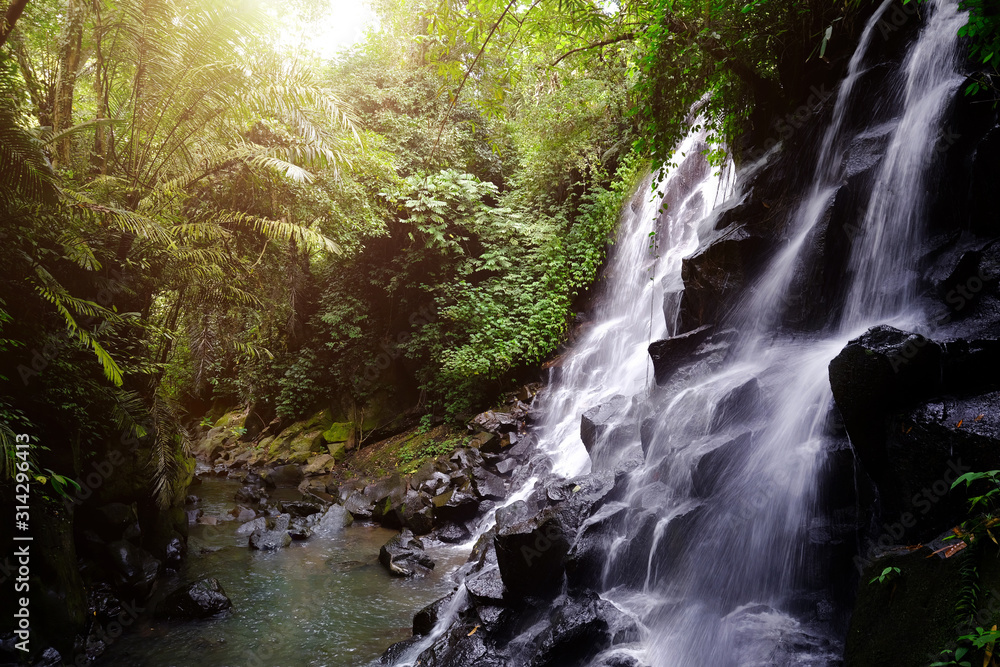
378,2 -> 1000,663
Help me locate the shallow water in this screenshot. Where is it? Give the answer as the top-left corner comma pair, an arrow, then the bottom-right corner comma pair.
100,477 -> 467,667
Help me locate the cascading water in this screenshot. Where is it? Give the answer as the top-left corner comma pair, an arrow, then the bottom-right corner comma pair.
579,1 -> 969,665
387,1 -> 968,664
534,129 -> 736,480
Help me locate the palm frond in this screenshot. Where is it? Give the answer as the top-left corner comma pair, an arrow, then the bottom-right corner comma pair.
0,107 -> 59,207
31,265 -> 126,386
217,211 -> 340,255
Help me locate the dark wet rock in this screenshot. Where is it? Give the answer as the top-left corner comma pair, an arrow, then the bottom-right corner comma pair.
184,495 -> 200,505
471,468 -> 507,501
261,464 -> 303,487
235,485 -> 267,504
648,325 -> 715,385
388,490 -> 435,535
468,431 -> 501,452
879,392 -> 1000,541
288,517 -> 313,540
163,533 -> 185,570
678,222 -> 771,332
471,410 -> 519,433
494,503 -> 570,599
419,471 -> 452,495
494,457 -> 519,476
344,491 -> 376,520
435,522 -> 472,544
244,469 -> 265,486
379,529 -> 435,577
279,500 -> 323,518
158,578 -> 233,619
529,592 -> 640,667
365,473 -> 407,511
465,568 -> 506,605
566,504 -> 628,588
378,637 -> 424,665
590,655 -> 644,667
829,325 -> 943,483
78,503 -> 140,543
691,431 -> 753,496
709,378 -> 761,432
450,447 -> 485,471
106,540 -> 161,598
580,396 -> 638,467
414,594 -> 453,635
432,487 -> 481,523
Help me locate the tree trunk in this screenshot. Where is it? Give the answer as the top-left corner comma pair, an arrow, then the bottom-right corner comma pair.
52,0 -> 85,168
0,0 -> 30,49
8,29 -> 51,128
91,0 -> 108,174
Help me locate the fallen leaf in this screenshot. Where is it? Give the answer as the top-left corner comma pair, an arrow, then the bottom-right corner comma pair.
468,625 -> 479,637
957,419 -> 964,428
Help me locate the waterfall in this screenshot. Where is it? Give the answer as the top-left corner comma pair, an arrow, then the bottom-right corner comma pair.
563,0 -> 966,665
386,0 -> 968,664
841,0 -> 968,329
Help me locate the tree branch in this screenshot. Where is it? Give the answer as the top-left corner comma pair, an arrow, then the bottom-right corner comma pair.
432,0 -> 519,157
550,32 -> 636,68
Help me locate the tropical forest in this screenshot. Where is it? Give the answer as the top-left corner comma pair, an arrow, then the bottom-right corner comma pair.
2,0 -> 1000,664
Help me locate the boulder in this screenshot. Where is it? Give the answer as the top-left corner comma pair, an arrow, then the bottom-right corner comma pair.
313,505 -> 353,535
229,505 -> 256,522
390,493 -> 435,536
471,468 -> 507,501
413,594 -> 453,635
471,410 -> 519,434
378,529 -> 435,577
464,568 -> 506,606
580,395 -> 635,453
235,485 -> 267,504
158,578 -> 233,619
235,516 -> 269,537
344,492 -> 376,521
304,453 -> 334,474
529,592 -> 640,667
432,487 -> 480,523
494,503 -> 570,599
262,464 -> 304,487
435,522 -> 472,544
709,378 -> 760,432
691,432 -> 753,497
106,541 -> 161,598
829,325 -> 943,482
648,325 -> 715,385
249,514 -> 292,550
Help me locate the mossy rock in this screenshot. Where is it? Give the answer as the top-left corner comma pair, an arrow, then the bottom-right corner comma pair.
845,548 -> 968,666
166,453 -> 197,507
194,426 -> 233,462
31,501 -> 88,656
328,442 -> 349,463
212,410 -> 246,430
268,436 -> 291,460
323,421 -> 354,444
290,430 -> 324,454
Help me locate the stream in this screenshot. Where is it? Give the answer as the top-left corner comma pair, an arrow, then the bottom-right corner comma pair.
99,476 -> 467,667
